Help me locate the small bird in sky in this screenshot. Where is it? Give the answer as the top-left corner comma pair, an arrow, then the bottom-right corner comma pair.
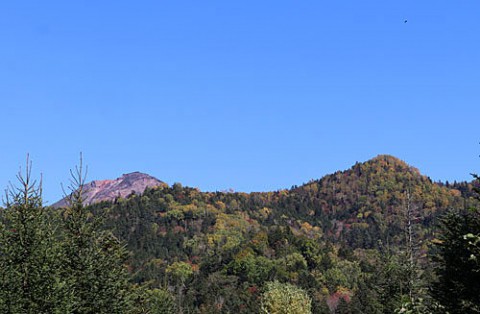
404,19 -> 408,23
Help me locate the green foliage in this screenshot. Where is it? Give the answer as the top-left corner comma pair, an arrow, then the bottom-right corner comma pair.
166,261 -> 193,284
59,160 -> 133,314
89,155 -> 474,312
0,158 -> 138,313
0,161 -> 72,313
394,298 -> 432,314
193,272 -> 257,313
229,250 -> 275,284
136,288 -> 177,314
431,209 -> 480,313
261,281 -> 312,314
3,154 -> 476,313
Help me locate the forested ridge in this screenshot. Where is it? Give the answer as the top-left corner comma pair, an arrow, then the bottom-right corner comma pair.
2,154 -> 480,313
91,155 -> 479,313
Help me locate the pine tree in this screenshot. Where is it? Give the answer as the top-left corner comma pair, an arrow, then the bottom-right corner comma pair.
431,209 -> 480,313
430,173 -> 480,313
0,157 -> 72,313
59,156 -> 134,314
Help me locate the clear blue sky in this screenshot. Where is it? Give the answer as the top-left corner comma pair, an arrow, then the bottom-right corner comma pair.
1,1 -> 479,204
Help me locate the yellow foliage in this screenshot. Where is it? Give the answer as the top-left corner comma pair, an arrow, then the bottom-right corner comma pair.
215,201 -> 226,210
260,207 -> 271,219
301,222 -> 313,233
450,189 -> 461,197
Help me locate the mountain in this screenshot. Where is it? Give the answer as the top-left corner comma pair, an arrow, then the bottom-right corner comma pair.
52,172 -> 165,208
68,155 -> 479,312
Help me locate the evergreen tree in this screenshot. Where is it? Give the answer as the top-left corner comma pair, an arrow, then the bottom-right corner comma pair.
0,158 -> 72,313
135,288 -> 177,314
59,157 -> 134,314
430,209 -> 480,313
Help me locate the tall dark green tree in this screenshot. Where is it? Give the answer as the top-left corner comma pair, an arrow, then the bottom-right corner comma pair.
0,158 -> 72,313
59,156 -> 134,314
430,208 -> 480,313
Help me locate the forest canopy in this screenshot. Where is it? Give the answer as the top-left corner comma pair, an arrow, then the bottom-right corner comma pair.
1,155 -> 479,313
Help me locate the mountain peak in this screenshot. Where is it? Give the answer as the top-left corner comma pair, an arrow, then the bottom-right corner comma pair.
52,172 -> 164,208
298,154 -> 424,193
363,154 -> 420,174
369,154 -> 408,165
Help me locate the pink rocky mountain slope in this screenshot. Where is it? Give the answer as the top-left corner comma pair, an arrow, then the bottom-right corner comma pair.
52,172 -> 164,208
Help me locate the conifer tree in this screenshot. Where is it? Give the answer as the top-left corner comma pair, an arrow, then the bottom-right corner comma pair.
431,209 -> 480,313
59,156 -> 134,314
0,157 -> 71,313
430,173 -> 480,313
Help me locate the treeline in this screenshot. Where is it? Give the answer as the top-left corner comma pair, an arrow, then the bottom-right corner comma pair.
1,155 -> 480,313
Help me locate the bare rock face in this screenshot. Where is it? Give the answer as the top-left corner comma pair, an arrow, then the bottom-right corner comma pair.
52,172 -> 164,208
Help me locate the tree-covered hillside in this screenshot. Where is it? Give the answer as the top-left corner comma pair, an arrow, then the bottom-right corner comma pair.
82,155 -> 479,313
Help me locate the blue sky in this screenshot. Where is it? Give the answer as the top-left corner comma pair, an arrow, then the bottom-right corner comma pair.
1,1 -> 479,203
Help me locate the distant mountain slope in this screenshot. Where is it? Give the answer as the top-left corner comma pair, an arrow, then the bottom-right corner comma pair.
281,154 -> 471,247
52,172 -> 165,208
293,154 -> 443,215
83,154 -> 477,312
